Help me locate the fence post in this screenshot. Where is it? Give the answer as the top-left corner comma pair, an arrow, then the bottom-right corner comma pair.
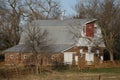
99,75 -> 101,80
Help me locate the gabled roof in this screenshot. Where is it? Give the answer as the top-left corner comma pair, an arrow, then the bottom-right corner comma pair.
19,19 -> 96,45
32,19 -> 96,26
4,19 -> 97,53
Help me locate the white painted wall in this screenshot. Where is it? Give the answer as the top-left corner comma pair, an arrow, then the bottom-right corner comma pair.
85,52 -> 94,65
77,23 -> 105,47
85,53 -> 94,62
64,52 -> 75,65
75,56 -> 78,65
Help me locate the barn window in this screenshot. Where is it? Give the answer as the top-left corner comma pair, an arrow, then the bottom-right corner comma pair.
80,49 -> 83,57
24,55 -> 27,59
10,55 -> 14,59
80,49 -> 83,53
96,50 -> 100,54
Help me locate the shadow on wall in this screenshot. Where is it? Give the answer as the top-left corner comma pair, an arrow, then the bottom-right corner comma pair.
103,49 -> 110,61
0,54 -> 4,62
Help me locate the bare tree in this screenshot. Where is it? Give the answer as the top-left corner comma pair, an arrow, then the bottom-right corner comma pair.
0,0 -> 61,50
0,0 -> 24,50
7,0 -> 24,44
24,23 -> 52,74
74,0 -> 120,61
24,0 -> 61,22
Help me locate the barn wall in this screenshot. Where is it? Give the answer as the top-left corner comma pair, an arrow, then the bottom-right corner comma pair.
5,52 -> 20,65
4,52 -> 64,66
63,46 -> 104,67
86,22 -> 94,37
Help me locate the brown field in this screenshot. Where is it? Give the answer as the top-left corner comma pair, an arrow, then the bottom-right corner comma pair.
0,71 -> 120,80
0,62 -> 120,80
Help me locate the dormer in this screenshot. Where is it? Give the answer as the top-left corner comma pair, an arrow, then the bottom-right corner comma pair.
85,22 -> 95,38
81,19 -> 97,38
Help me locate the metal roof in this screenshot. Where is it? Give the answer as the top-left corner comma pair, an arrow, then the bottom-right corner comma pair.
3,44 -> 74,53
19,19 -> 96,45
32,19 -> 93,26
4,19 -> 97,53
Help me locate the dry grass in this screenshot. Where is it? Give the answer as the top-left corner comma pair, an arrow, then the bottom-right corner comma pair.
1,71 -> 120,80
0,66 -> 120,80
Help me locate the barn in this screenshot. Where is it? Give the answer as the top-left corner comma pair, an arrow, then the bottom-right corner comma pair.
3,19 -> 105,68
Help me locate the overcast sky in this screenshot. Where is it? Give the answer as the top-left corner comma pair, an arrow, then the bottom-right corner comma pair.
60,0 -> 77,16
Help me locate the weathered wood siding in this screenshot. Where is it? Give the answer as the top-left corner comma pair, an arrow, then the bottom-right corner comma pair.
86,22 -> 94,37
63,46 -> 104,68
4,52 -> 63,66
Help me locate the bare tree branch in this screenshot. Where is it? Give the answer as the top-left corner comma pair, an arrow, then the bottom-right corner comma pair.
74,0 -> 120,61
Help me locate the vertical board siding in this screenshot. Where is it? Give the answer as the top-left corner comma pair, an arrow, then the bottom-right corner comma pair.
86,23 -> 94,37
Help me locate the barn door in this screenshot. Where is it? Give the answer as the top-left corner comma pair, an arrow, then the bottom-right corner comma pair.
85,53 -> 94,65
86,23 -> 94,37
64,52 -> 75,65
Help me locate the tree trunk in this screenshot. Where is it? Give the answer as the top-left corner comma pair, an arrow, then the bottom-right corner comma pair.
35,54 -> 39,74
109,52 -> 114,62
36,64 -> 39,74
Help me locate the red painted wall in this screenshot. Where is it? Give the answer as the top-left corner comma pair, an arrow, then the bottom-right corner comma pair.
86,23 -> 94,37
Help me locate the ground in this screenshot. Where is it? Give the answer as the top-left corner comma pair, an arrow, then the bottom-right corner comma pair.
1,72 -> 120,80
0,67 -> 120,80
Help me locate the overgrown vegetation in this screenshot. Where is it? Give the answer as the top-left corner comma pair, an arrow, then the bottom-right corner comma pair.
82,67 -> 120,73
0,67 -> 120,80
0,0 -> 61,51
53,66 -> 120,73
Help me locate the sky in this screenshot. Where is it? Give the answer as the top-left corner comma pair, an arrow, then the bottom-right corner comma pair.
60,0 -> 77,16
